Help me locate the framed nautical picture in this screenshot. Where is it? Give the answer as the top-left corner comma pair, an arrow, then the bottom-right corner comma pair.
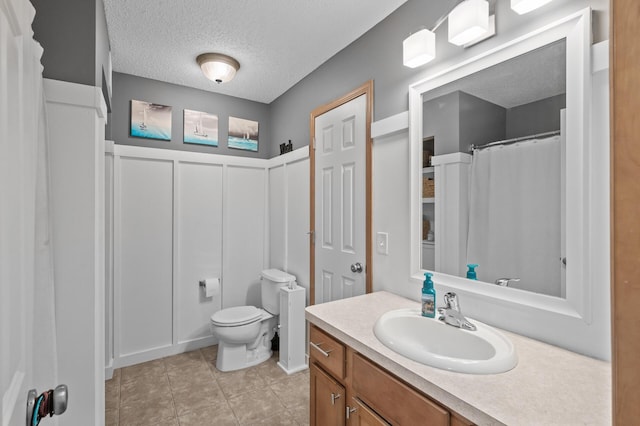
183,109 -> 218,146
228,116 -> 259,152
130,100 -> 172,141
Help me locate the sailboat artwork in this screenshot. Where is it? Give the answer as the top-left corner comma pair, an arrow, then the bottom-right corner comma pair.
184,109 -> 218,146
130,99 -> 172,141
228,116 -> 259,152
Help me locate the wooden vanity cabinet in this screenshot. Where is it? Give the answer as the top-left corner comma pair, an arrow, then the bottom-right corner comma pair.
309,324 -> 474,426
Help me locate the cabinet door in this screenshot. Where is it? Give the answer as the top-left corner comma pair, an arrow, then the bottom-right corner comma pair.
348,397 -> 390,426
311,363 -> 346,426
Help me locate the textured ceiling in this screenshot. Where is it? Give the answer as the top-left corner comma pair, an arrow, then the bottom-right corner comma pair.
423,39 -> 566,109
103,0 -> 407,104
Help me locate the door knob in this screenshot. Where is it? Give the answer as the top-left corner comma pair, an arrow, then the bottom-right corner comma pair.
350,262 -> 363,273
26,385 -> 68,426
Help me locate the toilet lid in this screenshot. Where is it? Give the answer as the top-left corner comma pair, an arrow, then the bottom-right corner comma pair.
210,306 -> 262,327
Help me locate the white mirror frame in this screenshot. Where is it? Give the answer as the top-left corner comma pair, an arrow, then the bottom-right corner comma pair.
408,9 -> 592,322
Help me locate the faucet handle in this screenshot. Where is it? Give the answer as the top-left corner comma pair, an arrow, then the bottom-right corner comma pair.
495,278 -> 520,287
443,292 -> 459,311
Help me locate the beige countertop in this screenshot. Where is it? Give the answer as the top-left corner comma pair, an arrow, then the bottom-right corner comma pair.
305,291 -> 611,426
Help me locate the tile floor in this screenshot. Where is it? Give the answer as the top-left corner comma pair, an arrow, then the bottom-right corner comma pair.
105,346 -> 310,426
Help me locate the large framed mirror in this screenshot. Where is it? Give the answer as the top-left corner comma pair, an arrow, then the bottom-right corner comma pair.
408,9 -> 598,331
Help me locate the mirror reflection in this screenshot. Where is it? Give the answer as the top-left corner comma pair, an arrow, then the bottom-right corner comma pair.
421,39 -> 566,298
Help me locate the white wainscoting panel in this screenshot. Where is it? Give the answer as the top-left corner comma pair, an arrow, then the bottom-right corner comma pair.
432,153 -> 472,278
224,166 -> 267,308
269,165 -> 286,270
116,157 -> 174,357
285,158 -> 310,304
176,162 -> 223,344
110,146 -> 310,367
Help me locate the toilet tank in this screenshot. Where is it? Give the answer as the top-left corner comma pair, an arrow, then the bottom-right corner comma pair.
261,269 -> 296,314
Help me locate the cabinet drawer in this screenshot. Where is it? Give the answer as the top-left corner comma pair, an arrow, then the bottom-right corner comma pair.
352,353 -> 449,426
309,325 -> 345,379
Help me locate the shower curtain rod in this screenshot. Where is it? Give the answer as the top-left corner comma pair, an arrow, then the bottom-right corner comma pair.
469,130 -> 561,153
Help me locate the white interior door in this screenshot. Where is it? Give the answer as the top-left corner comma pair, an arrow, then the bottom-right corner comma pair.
1,1 -> 60,425
314,94 -> 367,304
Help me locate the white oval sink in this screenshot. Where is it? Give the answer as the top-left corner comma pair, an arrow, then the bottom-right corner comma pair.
373,308 -> 517,374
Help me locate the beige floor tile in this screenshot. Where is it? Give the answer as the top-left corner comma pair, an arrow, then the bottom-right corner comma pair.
242,410 -> 298,426
120,375 -> 171,407
255,357 -> 291,384
121,359 -> 166,384
227,388 -> 286,425
105,407 -> 119,426
168,362 -> 216,390
120,416 -> 178,426
177,400 -> 239,426
288,403 -> 310,426
216,366 -> 267,398
119,390 -> 176,426
200,345 -> 218,362
106,377 -> 120,411
269,374 -> 310,410
172,379 -> 226,416
164,350 -> 205,372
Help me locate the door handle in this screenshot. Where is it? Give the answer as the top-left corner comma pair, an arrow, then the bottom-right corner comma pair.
350,262 -> 363,273
27,385 -> 68,426
331,392 -> 341,405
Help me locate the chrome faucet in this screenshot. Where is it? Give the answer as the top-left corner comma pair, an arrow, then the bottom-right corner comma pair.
495,278 -> 520,287
437,292 -> 477,331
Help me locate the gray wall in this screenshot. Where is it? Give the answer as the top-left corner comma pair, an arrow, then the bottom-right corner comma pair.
31,0 -> 112,107
31,0 -> 96,86
112,72 -> 271,158
506,94 -> 566,139
268,0 -> 607,158
423,92 -> 460,156
459,92 -> 507,152
424,91 -> 507,155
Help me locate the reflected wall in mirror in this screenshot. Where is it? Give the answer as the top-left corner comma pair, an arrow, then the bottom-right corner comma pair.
421,40 -> 567,298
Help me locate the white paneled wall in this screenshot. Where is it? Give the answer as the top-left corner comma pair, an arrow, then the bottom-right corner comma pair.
116,157 -> 174,357
108,146 -> 309,369
268,153 -> 310,304
224,166 -> 268,309
177,162 -> 223,343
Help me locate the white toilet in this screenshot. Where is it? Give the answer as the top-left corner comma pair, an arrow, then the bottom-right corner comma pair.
209,268 -> 296,372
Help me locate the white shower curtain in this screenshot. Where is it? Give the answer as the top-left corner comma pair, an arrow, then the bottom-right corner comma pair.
466,136 -> 561,297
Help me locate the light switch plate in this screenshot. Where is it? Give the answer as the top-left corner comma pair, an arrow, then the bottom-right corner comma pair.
376,232 -> 389,255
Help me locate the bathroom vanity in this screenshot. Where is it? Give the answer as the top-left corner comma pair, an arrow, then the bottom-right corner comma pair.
306,291 -> 611,425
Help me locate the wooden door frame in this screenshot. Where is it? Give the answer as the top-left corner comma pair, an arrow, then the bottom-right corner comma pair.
309,81 -> 374,305
611,0 -> 640,423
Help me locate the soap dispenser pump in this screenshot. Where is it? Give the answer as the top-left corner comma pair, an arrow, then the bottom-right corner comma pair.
466,264 -> 478,280
421,272 -> 436,318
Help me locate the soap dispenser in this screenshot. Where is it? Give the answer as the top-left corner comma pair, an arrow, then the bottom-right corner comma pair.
421,272 -> 436,318
466,264 -> 478,280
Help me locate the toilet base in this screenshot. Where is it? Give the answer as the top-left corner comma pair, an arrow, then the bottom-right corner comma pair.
216,340 -> 273,372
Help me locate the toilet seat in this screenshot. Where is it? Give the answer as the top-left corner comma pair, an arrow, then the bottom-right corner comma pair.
210,306 -> 263,327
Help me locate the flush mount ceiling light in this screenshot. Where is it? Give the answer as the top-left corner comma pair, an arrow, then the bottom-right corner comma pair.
511,0 -> 553,14
403,29 -> 436,68
196,53 -> 240,84
448,0 -> 489,46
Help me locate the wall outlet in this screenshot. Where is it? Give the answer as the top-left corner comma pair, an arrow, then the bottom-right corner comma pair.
376,232 -> 389,255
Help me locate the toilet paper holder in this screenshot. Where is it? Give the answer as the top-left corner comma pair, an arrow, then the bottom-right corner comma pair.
198,280 -> 206,287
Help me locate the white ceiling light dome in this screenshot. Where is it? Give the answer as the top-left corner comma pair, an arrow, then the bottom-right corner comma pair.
197,53 -> 240,84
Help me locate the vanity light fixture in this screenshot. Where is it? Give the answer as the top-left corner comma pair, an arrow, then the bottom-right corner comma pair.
448,0 -> 490,46
196,53 -> 240,84
403,29 -> 436,68
511,0 -> 553,15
